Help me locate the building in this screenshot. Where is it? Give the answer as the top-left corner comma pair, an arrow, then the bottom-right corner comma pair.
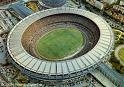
94,1 -> 104,10
120,0 -> 124,5
7,8 -> 115,86
86,0 -> 96,5
0,10 -> 16,34
38,0 -> 66,8
8,2 -> 33,19
0,37 -> 6,64
0,0 -> 16,6
103,0 -> 118,5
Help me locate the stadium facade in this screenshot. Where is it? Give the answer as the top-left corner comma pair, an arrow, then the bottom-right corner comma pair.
7,8 -> 114,86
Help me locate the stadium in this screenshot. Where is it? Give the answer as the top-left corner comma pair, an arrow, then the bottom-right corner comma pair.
7,8 -> 114,86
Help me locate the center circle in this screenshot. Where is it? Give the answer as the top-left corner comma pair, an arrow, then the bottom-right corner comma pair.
35,28 -> 85,60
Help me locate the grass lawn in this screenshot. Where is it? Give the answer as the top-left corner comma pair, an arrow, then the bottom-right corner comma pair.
118,48 -> 124,62
36,28 -> 85,60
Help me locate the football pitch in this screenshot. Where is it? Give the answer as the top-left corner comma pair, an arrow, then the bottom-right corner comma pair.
36,28 -> 85,60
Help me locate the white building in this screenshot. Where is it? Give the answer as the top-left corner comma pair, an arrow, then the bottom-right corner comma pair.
103,0 -> 118,5
94,1 -> 104,10
120,0 -> 124,5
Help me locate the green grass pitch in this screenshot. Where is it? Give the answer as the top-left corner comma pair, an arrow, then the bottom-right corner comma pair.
36,28 -> 85,60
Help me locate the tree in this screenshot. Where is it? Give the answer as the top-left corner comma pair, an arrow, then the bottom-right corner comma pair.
116,0 -> 121,5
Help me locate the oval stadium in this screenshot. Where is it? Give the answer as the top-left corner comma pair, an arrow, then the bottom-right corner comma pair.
7,8 -> 114,85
